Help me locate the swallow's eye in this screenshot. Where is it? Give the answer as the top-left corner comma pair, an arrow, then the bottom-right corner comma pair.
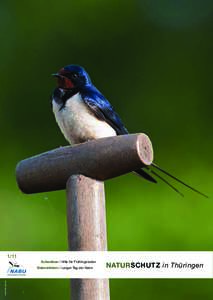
72,73 -> 78,79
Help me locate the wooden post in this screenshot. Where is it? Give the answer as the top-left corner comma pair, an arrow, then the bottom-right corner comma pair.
15,133 -> 154,300
66,175 -> 109,300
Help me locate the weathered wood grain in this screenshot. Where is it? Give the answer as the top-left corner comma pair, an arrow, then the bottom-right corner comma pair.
66,175 -> 109,300
16,133 -> 153,194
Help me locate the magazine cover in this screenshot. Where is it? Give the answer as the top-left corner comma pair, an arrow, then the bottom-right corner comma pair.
0,1 -> 212,299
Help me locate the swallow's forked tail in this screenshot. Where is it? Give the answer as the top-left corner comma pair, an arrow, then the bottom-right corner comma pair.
150,162 -> 208,198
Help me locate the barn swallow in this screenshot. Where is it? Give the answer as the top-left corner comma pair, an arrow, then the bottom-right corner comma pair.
51,64 -> 207,198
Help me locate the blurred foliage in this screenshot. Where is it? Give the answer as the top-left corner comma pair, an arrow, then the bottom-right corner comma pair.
0,0 -> 213,299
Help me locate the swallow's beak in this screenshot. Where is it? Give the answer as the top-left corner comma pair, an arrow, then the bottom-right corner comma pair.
52,73 -> 61,78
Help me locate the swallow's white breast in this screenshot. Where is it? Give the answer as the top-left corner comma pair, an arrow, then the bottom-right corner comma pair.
52,92 -> 116,144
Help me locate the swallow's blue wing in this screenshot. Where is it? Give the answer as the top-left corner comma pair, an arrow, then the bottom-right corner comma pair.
81,86 -> 157,183
81,86 -> 128,135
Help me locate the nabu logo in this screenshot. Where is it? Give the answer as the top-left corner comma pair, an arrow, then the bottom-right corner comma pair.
7,260 -> 26,276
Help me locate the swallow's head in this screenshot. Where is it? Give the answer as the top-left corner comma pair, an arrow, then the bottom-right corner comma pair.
52,65 -> 91,89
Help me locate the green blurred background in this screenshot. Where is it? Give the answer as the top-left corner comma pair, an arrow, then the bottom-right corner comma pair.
0,0 -> 213,299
